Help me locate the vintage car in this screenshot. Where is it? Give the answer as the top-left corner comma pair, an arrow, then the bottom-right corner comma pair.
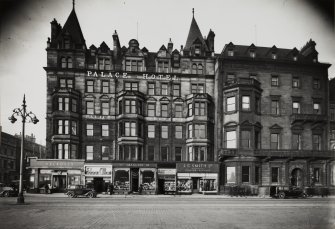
65,185 -> 97,198
0,183 -> 18,197
270,186 -> 307,199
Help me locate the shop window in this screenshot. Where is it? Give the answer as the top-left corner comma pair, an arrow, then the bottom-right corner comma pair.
312,134 -> 322,150
175,147 -> 182,161
242,96 -> 250,111
148,83 -> 155,95
271,167 -> 279,183
270,133 -> 280,149
271,75 -> 279,87
226,167 -> 236,184
114,170 -> 130,191
313,79 -> 320,89
195,102 -> 206,116
102,81 -> 109,93
173,84 -> 181,97
147,103 -> 156,117
188,124 -> 193,139
313,103 -> 321,114
102,124 -> 109,137
86,101 -> 94,114
292,77 -> 300,88
271,100 -> 280,115
194,124 -> 206,139
161,126 -> 168,139
101,102 -> 109,115
255,166 -> 260,184
242,166 -> 250,183
86,124 -> 93,136
124,82 -> 138,91
161,146 -> 169,161
175,104 -> 183,118
188,103 -> 193,116
226,96 -> 236,112
241,130 -> 251,149
191,84 -> 204,93
148,125 -> 155,138
292,102 -> 300,114
161,83 -> 168,95
86,80 -> 94,93
71,121 -> 77,135
142,171 -> 155,190
292,134 -> 301,150
71,99 -> 77,112
225,130 -> 236,148
161,104 -> 169,117
175,125 -> 183,139
148,146 -> 155,161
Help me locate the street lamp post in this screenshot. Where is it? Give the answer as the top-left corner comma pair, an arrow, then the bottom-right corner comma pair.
9,94 -> 39,204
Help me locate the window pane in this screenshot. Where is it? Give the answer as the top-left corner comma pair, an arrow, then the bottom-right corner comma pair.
226,130 -> 236,148
175,147 -> 182,161
241,130 -> 250,148
227,97 -> 236,112
270,133 -> 279,149
161,126 -> 168,139
148,125 -> 155,138
271,167 -> 279,183
242,96 -> 250,110
242,166 -> 250,183
175,126 -> 182,139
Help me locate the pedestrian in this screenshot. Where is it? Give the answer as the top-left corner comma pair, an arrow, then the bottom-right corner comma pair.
139,184 -> 143,195
110,183 -> 114,195
44,183 -> 49,194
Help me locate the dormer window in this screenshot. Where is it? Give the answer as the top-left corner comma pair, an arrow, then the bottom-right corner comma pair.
125,59 -> 143,72
228,50 -> 234,57
293,56 -> 298,61
60,56 -> 73,68
195,45 -> 201,56
64,39 -> 70,49
272,53 -> 277,60
173,54 -> 179,61
250,51 -> 255,58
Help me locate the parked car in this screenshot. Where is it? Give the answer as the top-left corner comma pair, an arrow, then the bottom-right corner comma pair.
65,185 -> 97,198
0,183 -> 18,197
270,186 -> 307,199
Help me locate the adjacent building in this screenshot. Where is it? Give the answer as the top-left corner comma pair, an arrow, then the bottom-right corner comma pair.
0,129 -> 46,186
30,5 -> 334,194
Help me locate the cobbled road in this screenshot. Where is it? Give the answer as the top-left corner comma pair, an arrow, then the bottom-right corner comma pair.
0,195 -> 334,229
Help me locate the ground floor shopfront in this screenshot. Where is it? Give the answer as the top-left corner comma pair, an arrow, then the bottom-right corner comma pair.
28,158 -> 85,193
220,156 -> 335,195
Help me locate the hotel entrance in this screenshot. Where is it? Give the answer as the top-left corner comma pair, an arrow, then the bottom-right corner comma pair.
53,175 -> 66,192
131,168 -> 139,193
192,177 -> 199,193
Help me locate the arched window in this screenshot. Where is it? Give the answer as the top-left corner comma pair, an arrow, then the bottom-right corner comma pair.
61,57 -> 67,68
192,64 -> 197,74
67,57 -> 73,68
197,64 -> 203,75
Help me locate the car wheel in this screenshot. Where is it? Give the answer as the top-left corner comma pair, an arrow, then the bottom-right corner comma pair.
68,192 -> 74,198
87,192 -> 94,198
4,191 -> 9,197
278,192 -> 286,199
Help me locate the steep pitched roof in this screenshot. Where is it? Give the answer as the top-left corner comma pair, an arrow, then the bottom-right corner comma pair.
184,16 -> 208,51
60,9 -> 85,45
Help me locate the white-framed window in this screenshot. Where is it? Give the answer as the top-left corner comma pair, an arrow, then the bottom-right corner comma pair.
175,104 -> 183,118
292,77 -> 300,88
147,103 -> 156,117
102,124 -> 109,137
226,96 -> 236,112
86,146 -> 93,160
226,166 -> 236,184
71,121 -> 77,135
86,124 -> 93,136
175,126 -> 182,139
148,125 -> 155,138
225,130 -> 236,148
242,96 -> 250,110
161,125 -> 168,139
292,102 -> 300,114
124,82 -> 138,91
188,124 -> 193,139
195,102 -> 206,116
157,60 -> 169,73
271,75 -> 279,87
86,101 -> 94,114
270,133 -> 280,149
191,84 -> 204,93
173,84 -> 181,97
148,83 -> 155,95
161,104 -> 169,117
102,81 -> 109,93
313,103 -> 321,114
161,83 -> 168,95
241,130 -> 251,149
194,124 -> 206,139
101,102 -> 109,115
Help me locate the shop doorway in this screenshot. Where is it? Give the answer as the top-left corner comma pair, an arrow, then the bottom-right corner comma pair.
53,175 -> 66,192
291,168 -> 304,187
192,177 -> 199,193
131,168 -> 139,193
93,178 -> 104,193
158,179 -> 165,194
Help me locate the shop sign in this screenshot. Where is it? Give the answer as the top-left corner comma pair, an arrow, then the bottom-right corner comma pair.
114,163 -> 156,168
87,71 -> 180,81
29,158 -> 84,169
176,163 -> 219,173
158,169 -> 176,175
85,166 -> 112,176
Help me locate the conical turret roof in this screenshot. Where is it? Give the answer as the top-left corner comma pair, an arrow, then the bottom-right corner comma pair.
184,15 -> 208,51
60,8 -> 85,45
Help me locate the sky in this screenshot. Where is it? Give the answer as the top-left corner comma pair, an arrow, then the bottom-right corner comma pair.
0,0 -> 334,145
